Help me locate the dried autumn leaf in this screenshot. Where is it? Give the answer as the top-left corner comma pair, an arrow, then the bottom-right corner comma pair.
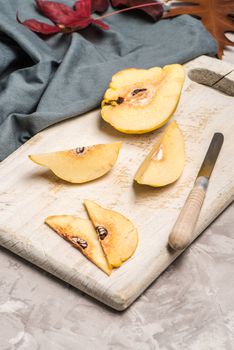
74,0 -> 91,16
91,0 -> 109,13
164,0 -> 234,58
36,0 -> 79,25
74,0 -> 109,28
18,0 -> 163,35
17,16 -> 61,34
111,0 -> 163,20
18,0 -> 109,34
91,19 -> 110,29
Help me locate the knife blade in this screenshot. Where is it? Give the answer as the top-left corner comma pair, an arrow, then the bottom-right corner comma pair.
197,133 -> 224,179
168,133 -> 224,251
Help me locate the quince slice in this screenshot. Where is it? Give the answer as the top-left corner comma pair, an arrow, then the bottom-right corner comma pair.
84,200 -> 138,268
45,215 -> 112,275
101,64 -> 185,134
135,121 -> 185,187
29,142 -> 122,183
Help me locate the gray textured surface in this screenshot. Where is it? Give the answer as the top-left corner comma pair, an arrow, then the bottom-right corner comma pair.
0,203 -> 233,349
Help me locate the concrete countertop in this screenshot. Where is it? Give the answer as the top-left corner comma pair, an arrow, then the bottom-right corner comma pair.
1,40 -> 234,350
0,204 -> 233,349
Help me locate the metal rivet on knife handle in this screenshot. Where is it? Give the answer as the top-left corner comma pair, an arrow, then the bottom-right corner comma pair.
168,133 -> 224,251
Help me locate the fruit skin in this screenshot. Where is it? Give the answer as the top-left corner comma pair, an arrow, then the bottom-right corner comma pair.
45,215 -> 112,275
135,121 -> 185,187
101,64 -> 185,134
29,142 -> 122,183
84,200 -> 138,268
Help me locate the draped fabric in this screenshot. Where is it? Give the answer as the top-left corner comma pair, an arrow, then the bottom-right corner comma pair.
0,0 -> 217,161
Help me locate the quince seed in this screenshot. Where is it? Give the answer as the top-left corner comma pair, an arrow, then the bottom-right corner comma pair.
71,237 -> 88,249
131,88 -> 147,96
116,97 -> 124,104
76,147 -> 86,154
95,226 -> 108,240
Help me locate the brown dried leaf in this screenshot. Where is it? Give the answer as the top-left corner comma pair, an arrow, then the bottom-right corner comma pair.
164,0 -> 234,58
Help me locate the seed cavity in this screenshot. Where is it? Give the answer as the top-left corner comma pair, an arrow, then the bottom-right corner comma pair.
70,236 -> 88,249
95,226 -> 108,240
104,97 -> 124,106
76,147 -> 86,154
116,97 -> 124,104
125,86 -> 154,106
103,101 -> 112,106
152,145 -> 164,161
132,88 -> 147,96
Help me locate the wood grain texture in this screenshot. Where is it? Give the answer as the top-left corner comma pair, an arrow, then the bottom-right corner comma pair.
168,179 -> 207,250
0,56 -> 234,310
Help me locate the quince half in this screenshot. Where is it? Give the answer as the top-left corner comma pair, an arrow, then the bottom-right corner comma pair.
45,215 -> 112,275
84,200 -> 138,268
134,121 -> 185,187
29,142 -> 122,183
101,64 -> 185,134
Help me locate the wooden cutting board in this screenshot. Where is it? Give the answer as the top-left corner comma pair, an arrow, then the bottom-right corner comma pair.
0,56 -> 233,311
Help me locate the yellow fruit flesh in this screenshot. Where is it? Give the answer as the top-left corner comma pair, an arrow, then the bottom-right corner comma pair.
135,121 -> 185,187
29,142 -> 122,183
45,215 -> 112,275
84,200 -> 138,268
101,65 -> 185,134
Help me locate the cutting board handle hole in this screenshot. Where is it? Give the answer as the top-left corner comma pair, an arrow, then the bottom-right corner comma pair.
188,68 -> 234,97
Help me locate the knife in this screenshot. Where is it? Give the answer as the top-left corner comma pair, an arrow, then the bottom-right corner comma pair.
168,132 -> 224,251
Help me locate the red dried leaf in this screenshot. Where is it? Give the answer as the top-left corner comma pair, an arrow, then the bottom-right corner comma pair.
111,0 -> 163,20
35,0 -> 109,29
18,16 -> 61,34
74,0 -> 91,17
91,0 -> 110,13
67,18 -> 92,29
91,18 -> 109,29
18,0 -> 162,35
36,0 -> 79,26
74,0 -> 109,28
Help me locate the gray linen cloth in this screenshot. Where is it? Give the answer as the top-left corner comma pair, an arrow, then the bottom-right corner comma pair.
0,0 -> 217,160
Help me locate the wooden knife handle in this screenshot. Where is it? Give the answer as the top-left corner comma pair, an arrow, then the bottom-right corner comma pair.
168,177 -> 208,251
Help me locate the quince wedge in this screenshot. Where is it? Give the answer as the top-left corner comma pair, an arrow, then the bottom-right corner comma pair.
29,142 -> 122,183
45,215 -> 112,275
135,121 -> 185,187
84,200 -> 138,268
101,64 -> 185,134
